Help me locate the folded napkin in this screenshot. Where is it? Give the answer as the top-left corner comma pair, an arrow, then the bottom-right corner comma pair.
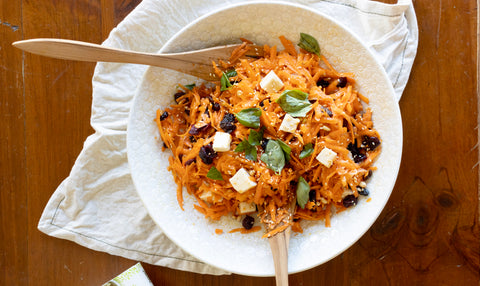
38,0 -> 418,275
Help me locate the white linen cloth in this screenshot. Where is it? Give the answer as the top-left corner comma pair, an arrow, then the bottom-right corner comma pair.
38,0 -> 418,275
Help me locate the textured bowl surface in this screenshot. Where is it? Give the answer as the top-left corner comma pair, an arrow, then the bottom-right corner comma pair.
127,1 -> 402,276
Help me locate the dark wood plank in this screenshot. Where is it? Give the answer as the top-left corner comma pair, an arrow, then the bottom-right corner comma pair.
101,0 -> 115,40
380,0 -> 479,284
0,0 -> 27,285
114,0 -> 142,27
101,0 -> 142,41
20,0 -> 131,285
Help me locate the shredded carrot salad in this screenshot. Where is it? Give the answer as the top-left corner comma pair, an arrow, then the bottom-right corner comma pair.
155,34 -> 381,238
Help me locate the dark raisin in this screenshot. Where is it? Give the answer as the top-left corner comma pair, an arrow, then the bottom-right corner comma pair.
189,136 -> 197,143
259,100 -> 265,107
261,138 -> 269,151
174,91 -> 186,103
189,123 -> 211,135
362,135 -> 381,151
188,125 -> 200,135
357,186 -> 369,196
321,106 -> 333,117
184,158 -> 196,166
353,152 -> 367,163
364,170 -> 373,180
337,77 -> 348,88
242,215 -> 255,230
212,102 -> 221,111
309,99 -> 317,104
317,79 -> 330,88
160,111 -> 169,121
342,194 -> 358,208
199,143 -> 217,164
347,141 -> 367,163
309,190 -> 316,202
220,113 -> 236,133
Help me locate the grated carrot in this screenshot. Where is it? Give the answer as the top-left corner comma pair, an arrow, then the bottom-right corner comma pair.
229,226 -> 262,234
154,36 -> 381,236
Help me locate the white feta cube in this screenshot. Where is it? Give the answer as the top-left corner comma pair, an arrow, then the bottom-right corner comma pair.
316,147 -> 337,168
229,168 -> 257,193
279,114 -> 300,133
199,191 -> 212,202
238,202 -> 257,214
260,70 -> 284,93
212,131 -> 232,152
199,191 -> 223,203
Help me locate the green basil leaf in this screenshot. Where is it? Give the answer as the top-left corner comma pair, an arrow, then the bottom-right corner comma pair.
235,108 -> 261,128
184,83 -> 196,90
296,176 -> 310,208
234,139 -> 258,161
207,166 -> 224,181
276,90 -> 312,117
276,139 -> 291,162
220,72 -> 232,91
260,140 -> 285,174
298,33 -> 320,56
220,70 -> 237,91
248,127 -> 265,146
244,145 -> 258,161
234,140 -> 250,152
225,70 -> 237,77
299,143 -> 314,159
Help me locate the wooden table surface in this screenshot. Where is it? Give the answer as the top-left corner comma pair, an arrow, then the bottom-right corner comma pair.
1,0 -> 479,285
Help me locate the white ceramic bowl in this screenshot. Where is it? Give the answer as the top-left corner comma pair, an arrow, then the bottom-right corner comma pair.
127,1 -> 402,276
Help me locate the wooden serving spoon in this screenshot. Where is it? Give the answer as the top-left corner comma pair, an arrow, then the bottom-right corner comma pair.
264,200 -> 296,286
269,227 -> 291,286
12,38 -> 263,81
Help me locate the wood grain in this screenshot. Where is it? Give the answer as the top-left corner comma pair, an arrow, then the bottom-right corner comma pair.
0,0 -> 27,285
269,231 -> 290,286
0,0 -> 479,285
22,0 -> 101,284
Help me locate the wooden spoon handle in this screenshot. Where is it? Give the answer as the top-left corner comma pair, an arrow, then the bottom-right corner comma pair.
269,231 -> 289,286
12,38 -> 169,65
12,38 -> 234,80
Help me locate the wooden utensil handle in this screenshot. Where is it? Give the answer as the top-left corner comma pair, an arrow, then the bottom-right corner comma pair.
13,38 -> 155,63
269,231 -> 289,286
